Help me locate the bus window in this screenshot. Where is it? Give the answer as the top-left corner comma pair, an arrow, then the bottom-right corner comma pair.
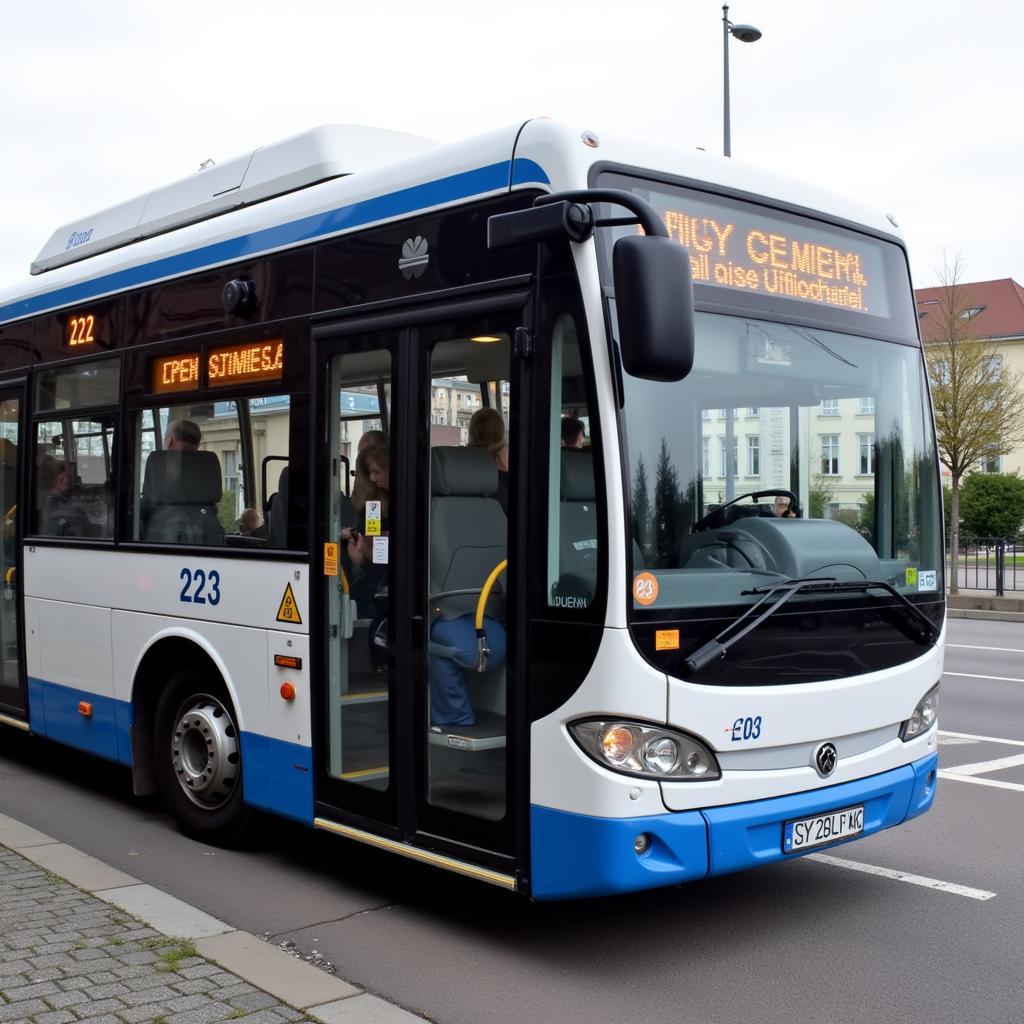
546,315 -> 601,612
133,394 -> 294,547
33,417 -> 116,538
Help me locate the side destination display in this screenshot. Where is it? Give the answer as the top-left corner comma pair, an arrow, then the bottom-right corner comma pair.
151,339 -> 284,394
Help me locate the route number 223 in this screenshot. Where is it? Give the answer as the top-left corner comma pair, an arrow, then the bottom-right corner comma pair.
179,568 -> 221,606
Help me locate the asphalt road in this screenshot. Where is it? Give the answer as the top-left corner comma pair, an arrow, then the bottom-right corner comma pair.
1,616 -> 1022,1024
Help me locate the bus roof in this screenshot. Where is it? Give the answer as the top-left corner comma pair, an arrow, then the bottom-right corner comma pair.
0,119 -> 903,326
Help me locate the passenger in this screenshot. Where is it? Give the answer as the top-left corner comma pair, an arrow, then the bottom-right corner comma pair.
164,419 -> 202,451
357,429 -> 385,453
351,431 -> 386,510
39,457 -> 80,535
237,507 -> 265,536
430,606 -> 507,728
468,407 -> 509,513
772,495 -> 796,518
346,444 -> 389,660
560,416 -> 585,449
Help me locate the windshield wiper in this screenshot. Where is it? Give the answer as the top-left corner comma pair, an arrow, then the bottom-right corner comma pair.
683,576 -> 937,675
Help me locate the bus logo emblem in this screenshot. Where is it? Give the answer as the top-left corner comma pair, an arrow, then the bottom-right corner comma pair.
814,743 -> 838,777
399,236 -> 429,279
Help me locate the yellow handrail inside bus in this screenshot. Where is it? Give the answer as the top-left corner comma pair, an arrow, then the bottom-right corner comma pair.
474,559 -> 507,672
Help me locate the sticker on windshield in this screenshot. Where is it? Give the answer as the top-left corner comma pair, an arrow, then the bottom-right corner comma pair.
633,572 -> 659,606
918,570 -> 937,592
905,567 -> 918,587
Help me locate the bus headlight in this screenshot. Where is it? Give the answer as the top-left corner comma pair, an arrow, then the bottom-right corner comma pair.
569,719 -> 721,781
900,684 -> 939,741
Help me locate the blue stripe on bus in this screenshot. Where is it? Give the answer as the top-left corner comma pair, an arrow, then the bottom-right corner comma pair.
529,752 -> 938,899
27,677 -> 133,765
239,732 -> 313,825
26,677 -> 315,824
0,158 -> 550,324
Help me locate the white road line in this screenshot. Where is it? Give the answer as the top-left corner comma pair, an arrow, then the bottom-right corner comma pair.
943,672 -> 1024,684
938,771 -> 1024,794
938,729 -> 1024,747
943,752 -> 1024,776
947,643 -> 1024,654
807,853 -> 996,901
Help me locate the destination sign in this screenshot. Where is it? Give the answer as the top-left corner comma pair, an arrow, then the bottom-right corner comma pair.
149,339 -> 284,394
649,191 -> 890,318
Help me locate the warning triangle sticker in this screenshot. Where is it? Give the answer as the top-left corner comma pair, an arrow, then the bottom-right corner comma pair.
276,582 -> 302,624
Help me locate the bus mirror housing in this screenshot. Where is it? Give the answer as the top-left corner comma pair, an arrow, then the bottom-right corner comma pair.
612,234 -> 695,382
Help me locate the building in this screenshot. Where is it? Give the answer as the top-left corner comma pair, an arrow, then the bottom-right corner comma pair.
915,277 -> 1024,476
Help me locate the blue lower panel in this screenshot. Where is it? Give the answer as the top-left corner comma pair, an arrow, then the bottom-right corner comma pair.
530,753 -> 939,899
29,677 -> 132,765
530,804 -> 709,900
240,732 -> 313,825
702,753 -> 937,876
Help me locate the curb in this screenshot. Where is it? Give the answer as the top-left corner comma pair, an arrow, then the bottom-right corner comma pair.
946,608 -> 1024,622
0,812 -> 424,1024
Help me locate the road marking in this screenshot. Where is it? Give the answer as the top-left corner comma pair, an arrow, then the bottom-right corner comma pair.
938,771 -> 1024,794
943,672 -> 1024,684
807,853 -> 996,901
943,752 -> 1024,776
939,729 -> 1024,747
947,643 -> 1024,654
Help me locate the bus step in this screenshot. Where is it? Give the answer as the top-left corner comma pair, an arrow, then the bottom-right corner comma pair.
429,710 -> 506,751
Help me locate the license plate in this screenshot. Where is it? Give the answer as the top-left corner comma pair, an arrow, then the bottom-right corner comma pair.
783,804 -> 864,853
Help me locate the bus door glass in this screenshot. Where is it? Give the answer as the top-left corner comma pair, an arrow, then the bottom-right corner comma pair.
0,387 -> 24,717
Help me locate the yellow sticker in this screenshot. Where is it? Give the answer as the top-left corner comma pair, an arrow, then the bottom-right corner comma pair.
905,567 -> 918,586
633,572 -> 659,606
365,500 -> 382,537
655,629 -> 680,651
276,582 -> 302,624
323,542 -> 339,576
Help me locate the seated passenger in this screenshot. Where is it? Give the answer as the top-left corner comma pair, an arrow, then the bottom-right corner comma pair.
468,407 -> 509,515
237,507 -> 266,538
38,457 -> 85,536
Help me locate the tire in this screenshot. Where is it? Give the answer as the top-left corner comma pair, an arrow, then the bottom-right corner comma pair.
153,671 -> 250,844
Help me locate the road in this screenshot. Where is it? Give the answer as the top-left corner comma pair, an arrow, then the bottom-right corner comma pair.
1,617 -> 1021,1024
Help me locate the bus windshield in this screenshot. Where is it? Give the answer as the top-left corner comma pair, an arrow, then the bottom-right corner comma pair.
623,312 -> 943,613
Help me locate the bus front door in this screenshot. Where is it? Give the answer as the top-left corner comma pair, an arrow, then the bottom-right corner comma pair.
316,305 -> 526,884
0,385 -> 26,722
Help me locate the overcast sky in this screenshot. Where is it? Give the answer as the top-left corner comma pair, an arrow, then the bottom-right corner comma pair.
2,0 -> 1021,292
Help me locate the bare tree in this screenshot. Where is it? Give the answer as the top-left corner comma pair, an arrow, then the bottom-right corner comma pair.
923,257 -> 1024,593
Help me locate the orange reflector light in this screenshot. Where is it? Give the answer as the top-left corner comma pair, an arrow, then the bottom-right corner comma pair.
78,701 -> 93,718
280,682 -> 296,702
274,654 -> 302,669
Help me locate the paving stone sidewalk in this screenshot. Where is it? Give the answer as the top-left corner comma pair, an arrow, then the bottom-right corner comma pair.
0,843 -> 417,1024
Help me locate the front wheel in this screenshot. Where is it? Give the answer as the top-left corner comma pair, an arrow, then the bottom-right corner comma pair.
154,672 -> 250,843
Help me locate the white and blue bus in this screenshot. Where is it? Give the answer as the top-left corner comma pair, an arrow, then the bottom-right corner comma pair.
0,120 -> 942,898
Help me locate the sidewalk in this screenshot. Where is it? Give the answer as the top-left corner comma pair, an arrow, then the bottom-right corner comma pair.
945,590 -> 1024,623
0,815 -> 422,1024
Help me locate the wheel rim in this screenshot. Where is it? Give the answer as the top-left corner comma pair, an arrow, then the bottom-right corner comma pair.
169,694 -> 240,809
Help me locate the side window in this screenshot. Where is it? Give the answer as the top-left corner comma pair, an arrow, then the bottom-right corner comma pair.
33,358 -> 119,539
134,394 -> 295,547
546,315 -> 602,611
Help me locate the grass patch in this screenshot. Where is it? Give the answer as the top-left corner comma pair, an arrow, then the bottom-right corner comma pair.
144,937 -> 199,973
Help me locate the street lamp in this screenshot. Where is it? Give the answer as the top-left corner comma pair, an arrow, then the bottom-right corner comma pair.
722,3 -> 762,157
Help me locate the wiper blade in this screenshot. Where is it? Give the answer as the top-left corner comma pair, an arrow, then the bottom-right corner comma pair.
684,577 -> 837,674
683,576 -> 938,676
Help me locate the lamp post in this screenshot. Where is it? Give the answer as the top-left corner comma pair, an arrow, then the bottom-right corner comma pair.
722,3 -> 762,157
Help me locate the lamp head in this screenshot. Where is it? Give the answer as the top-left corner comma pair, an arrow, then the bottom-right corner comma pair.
729,22 -> 762,42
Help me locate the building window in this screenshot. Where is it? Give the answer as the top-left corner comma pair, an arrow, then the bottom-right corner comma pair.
981,453 -> 1002,473
858,433 -> 875,475
858,397 -> 875,415
747,435 -> 760,476
702,408 -> 711,421
821,434 -> 840,475
820,399 -> 839,416
720,437 -> 737,477
702,436 -> 711,478
747,407 -> 759,417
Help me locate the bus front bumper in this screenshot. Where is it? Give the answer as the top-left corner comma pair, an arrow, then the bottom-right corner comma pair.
529,751 -> 937,900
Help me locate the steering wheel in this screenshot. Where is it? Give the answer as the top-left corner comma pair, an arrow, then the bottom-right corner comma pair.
692,489 -> 799,533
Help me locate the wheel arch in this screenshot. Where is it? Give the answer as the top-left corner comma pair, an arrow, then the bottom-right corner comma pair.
129,629 -> 241,797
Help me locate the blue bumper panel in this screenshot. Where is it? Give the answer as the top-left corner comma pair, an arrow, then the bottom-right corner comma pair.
530,804 -> 709,900
530,753 -> 938,899
29,678 -> 132,765
701,753 -> 938,877
240,732 -> 314,824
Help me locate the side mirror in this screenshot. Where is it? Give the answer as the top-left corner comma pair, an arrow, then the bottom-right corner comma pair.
613,234 -> 695,382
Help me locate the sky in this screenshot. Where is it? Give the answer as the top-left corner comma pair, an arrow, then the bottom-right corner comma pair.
2,0 -> 1022,292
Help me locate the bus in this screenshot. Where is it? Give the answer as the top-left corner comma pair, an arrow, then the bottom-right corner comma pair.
0,120 -> 943,899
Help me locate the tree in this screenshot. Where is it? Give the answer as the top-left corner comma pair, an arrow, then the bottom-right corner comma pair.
923,257 -> 1024,592
959,473 -> 1024,540
808,473 -> 835,519
630,455 -> 654,564
653,438 -> 681,567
